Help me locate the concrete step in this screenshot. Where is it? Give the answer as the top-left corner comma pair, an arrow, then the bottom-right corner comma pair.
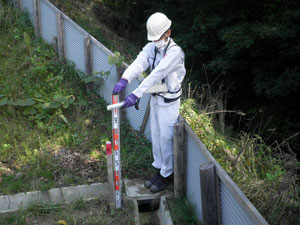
124,178 -> 173,200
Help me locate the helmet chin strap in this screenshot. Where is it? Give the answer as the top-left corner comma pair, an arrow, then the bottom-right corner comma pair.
163,29 -> 170,40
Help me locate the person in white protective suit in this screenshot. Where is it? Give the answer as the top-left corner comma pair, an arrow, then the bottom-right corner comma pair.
112,12 -> 186,193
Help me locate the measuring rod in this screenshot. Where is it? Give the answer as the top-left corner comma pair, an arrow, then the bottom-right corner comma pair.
111,95 -> 121,208
106,83 -> 168,208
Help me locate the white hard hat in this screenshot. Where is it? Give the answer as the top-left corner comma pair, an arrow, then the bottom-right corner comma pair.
146,12 -> 172,41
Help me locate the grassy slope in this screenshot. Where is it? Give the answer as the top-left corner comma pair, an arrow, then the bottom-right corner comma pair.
0,1 -> 153,196
50,0 -> 139,63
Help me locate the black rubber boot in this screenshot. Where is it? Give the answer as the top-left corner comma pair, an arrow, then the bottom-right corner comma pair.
150,175 -> 168,193
144,168 -> 160,189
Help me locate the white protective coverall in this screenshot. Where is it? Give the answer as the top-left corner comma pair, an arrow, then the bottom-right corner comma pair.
122,38 -> 186,177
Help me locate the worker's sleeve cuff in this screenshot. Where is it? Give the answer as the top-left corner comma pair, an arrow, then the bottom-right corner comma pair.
132,89 -> 143,98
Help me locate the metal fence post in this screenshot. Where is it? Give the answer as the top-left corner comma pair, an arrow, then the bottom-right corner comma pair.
174,116 -> 186,198
84,35 -> 93,76
84,35 -> 93,91
56,12 -> 65,60
140,98 -> 151,135
200,162 -> 218,225
33,0 -> 41,37
16,0 -> 22,9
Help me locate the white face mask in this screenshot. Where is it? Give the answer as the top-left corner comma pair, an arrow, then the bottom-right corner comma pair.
154,39 -> 167,49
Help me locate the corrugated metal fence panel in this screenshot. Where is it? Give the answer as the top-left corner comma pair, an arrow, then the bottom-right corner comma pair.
186,132 -> 210,222
40,0 -> 57,45
220,180 -> 253,225
64,18 -> 86,73
91,41 -> 117,104
21,0 -> 34,23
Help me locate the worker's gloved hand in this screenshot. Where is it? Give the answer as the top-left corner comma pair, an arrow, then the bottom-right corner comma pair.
122,93 -> 138,108
113,78 -> 128,94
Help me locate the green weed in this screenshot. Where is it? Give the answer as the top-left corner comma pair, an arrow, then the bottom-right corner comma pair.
0,208 -> 28,225
168,197 -> 201,225
0,175 -> 29,195
120,121 -> 153,179
27,202 -> 62,216
72,198 -> 87,210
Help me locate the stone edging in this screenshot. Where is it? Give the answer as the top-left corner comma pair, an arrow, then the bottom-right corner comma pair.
0,183 -> 108,214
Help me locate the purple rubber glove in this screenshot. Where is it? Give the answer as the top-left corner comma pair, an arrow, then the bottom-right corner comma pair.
122,94 -> 138,108
113,78 -> 128,94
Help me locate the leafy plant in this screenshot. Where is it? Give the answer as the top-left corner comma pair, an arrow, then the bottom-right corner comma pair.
81,51 -> 124,88
108,51 -> 125,68
82,71 -> 110,84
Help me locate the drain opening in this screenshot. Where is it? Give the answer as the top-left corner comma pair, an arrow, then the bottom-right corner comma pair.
138,198 -> 162,225
138,198 -> 160,212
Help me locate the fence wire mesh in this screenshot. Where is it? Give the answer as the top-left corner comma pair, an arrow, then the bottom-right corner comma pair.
64,19 -> 86,73
124,79 -> 151,134
21,0 -> 34,23
92,41 -> 117,103
143,106 -> 152,141
40,0 -> 57,45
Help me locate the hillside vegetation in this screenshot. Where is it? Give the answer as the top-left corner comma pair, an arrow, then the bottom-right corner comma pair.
0,0 -> 299,224
0,0 -> 153,195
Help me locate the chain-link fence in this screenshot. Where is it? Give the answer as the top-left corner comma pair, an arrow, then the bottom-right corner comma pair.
10,0 -> 268,224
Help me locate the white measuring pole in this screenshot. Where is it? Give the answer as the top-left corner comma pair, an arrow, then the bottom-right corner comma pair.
112,95 -> 122,208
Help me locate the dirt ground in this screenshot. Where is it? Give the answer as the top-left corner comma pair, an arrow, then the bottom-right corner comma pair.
50,148 -> 106,185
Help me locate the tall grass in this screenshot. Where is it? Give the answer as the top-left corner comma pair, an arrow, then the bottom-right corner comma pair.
0,1 -> 153,196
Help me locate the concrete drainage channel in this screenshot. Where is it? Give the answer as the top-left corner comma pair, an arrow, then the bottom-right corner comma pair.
0,179 -> 173,225
135,196 -> 173,225
125,179 -> 173,225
